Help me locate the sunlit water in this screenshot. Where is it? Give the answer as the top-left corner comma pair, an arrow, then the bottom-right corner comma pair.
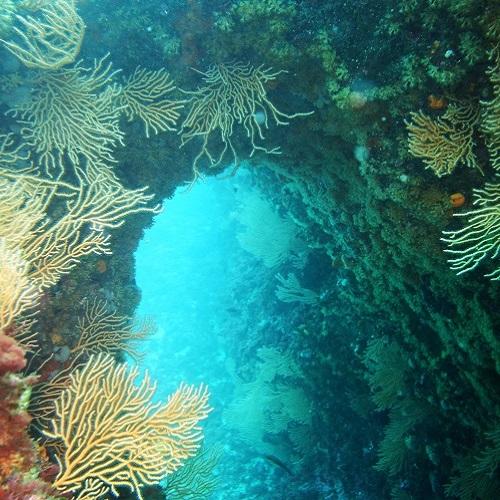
134,174 -> 242,401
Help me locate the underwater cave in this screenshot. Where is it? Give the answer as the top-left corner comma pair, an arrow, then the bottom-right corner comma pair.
0,1 -> 499,499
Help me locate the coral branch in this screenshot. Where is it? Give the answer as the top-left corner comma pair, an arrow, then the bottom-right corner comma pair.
0,133 -> 29,168
0,0 -> 85,70
0,170 -> 160,291
406,102 -> 481,177
7,55 -> 123,176
71,298 -> 154,360
43,354 -> 210,500
441,178 -> 500,279
275,272 -> 318,304
0,241 -> 39,333
118,67 -> 184,138
179,62 -> 313,184
482,46 -> 500,171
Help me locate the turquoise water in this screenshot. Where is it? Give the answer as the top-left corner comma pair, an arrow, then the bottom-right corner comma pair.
135,170 -> 324,498
134,174 -> 240,400
0,0 -> 499,499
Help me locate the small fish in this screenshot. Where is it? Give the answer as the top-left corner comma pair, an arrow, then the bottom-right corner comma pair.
261,454 -> 293,475
226,307 -> 238,314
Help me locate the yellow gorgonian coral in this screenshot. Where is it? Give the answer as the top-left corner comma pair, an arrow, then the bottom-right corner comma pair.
0,170 -> 160,291
43,354 -> 211,500
118,67 -> 184,138
0,133 -> 29,168
482,46 -> 499,171
0,240 -> 39,332
70,298 -> 154,360
0,169 -> 159,351
406,102 -> 481,177
179,62 -> 313,184
7,55 -> 123,176
441,178 -> 500,280
0,0 -> 85,70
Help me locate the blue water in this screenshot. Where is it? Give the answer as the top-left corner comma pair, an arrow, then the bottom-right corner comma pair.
134,169 -> 322,498
134,171 -> 245,497
134,173 -> 242,396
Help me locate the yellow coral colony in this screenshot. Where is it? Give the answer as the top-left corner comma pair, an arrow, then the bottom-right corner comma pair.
441,179 -> 500,280
0,239 -> 39,333
0,174 -> 45,338
70,298 -> 154,360
0,0 -> 85,70
7,56 -> 124,176
6,57 -> 184,179
179,62 -> 313,184
43,354 -> 211,500
439,49 -> 500,279
0,170 -> 160,291
482,46 -> 499,171
405,102 -> 481,177
0,161 -> 159,358
117,67 -> 184,138
30,302 -> 154,429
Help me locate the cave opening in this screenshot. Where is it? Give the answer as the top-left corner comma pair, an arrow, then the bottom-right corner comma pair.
134,165 -> 334,497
